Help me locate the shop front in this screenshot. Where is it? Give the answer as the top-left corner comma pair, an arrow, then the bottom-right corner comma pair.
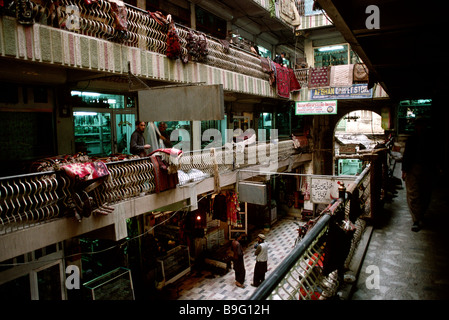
71,91 -> 138,157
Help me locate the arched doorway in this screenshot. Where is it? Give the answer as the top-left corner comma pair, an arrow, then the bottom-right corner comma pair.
334,110 -> 385,175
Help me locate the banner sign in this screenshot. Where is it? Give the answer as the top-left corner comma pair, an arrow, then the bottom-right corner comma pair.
295,100 -> 337,115
310,176 -> 356,204
310,84 -> 373,100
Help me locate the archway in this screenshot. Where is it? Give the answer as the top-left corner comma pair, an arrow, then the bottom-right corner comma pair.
333,110 -> 385,175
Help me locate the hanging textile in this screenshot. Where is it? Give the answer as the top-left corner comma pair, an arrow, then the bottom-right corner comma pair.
212,193 -> 228,222
308,66 -> 330,88
16,0 -> 35,25
260,57 -> 272,74
279,0 -> 301,29
110,0 -> 128,31
275,62 -> 291,98
330,64 -> 354,87
353,63 -> 369,83
61,161 -> 110,181
289,68 -> 302,92
149,155 -> 179,193
226,191 -> 240,227
166,15 -> 182,60
150,148 -> 182,174
144,122 -> 162,153
187,30 -> 208,62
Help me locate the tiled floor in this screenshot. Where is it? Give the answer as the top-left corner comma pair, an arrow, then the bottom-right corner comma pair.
166,217 -> 301,300
161,165 -> 449,301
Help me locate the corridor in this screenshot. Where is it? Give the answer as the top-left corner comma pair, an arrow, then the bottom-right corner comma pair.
159,165 -> 449,301
165,217 -> 300,300
351,164 -> 449,300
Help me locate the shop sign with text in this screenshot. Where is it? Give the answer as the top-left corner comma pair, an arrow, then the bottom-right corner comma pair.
311,84 -> 373,100
295,100 -> 337,115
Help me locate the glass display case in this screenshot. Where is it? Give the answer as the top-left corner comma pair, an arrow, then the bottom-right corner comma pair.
74,112 -> 112,156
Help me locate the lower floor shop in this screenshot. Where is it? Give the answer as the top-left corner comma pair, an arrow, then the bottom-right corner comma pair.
161,217 -> 299,300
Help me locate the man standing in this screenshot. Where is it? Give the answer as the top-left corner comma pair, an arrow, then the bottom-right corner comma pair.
130,120 -> 151,156
232,233 -> 246,288
402,117 -> 435,232
252,234 -> 268,287
157,121 -> 173,148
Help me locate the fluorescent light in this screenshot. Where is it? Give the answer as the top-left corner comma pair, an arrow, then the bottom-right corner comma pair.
74,112 -> 98,116
70,91 -> 101,97
318,45 -> 344,52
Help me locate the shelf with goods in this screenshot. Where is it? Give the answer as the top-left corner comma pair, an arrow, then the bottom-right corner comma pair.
74,112 -> 112,156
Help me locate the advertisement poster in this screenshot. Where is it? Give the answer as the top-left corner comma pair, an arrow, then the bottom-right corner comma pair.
295,100 -> 337,115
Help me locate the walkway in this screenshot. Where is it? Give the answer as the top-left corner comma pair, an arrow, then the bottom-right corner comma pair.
165,217 -> 300,300
351,164 -> 449,300
158,164 -> 449,301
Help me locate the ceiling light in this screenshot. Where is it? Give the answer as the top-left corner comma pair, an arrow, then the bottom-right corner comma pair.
318,45 -> 344,52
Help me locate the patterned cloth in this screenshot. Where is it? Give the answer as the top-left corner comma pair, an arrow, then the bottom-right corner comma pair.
61,161 -> 110,181
149,155 -> 179,193
289,68 -> 302,92
308,66 -> 330,88
275,62 -> 290,98
330,64 -> 354,87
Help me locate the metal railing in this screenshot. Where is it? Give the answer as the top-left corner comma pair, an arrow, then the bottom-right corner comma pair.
0,139 -> 295,232
3,0 -> 270,80
249,161 -> 377,300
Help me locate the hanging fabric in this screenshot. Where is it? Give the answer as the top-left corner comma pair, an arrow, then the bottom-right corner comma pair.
212,193 -> 228,222
226,191 -> 240,227
274,62 -> 290,98
308,66 -> 331,88
166,15 -> 182,60
353,63 -> 369,83
144,122 -> 162,153
110,0 -> 128,31
330,64 -> 354,87
289,68 -> 302,92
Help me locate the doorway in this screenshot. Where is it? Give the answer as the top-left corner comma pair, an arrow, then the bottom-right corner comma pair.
72,91 -> 137,156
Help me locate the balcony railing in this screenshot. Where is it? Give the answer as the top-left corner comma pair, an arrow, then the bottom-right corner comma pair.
3,0 -> 268,80
249,148 -> 388,300
0,139 -> 294,233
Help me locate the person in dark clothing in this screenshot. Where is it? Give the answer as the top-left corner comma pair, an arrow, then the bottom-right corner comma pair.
401,117 -> 435,232
157,121 -> 173,148
232,232 -> 246,288
130,120 -> 151,156
252,233 -> 268,287
273,52 -> 285,65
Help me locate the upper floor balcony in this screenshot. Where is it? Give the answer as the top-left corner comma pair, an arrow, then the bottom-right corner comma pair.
0,1 -> 388,103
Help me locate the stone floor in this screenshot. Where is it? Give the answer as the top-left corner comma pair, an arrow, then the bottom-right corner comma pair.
351,165 -> 449,300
